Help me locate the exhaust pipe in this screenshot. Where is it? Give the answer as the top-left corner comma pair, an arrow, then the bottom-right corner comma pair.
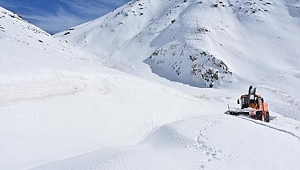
248,86 -> 256,104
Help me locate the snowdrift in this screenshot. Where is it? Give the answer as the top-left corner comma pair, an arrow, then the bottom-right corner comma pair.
1,0 -> 300,169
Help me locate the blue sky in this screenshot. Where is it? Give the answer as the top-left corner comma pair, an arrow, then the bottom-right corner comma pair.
0,0 -> 130,34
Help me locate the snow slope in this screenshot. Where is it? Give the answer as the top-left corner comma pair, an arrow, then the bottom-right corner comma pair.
1,0 -> 300,169
56,0 -> 300,119
32,114 -> 300,170
0,6 -> 212,169
56,0 -> 300,89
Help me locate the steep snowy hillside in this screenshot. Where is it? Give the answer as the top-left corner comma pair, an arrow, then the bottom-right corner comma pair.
0,7 -> 75,57
56,0 -> 300,89
56,0 -> 300,120
55,0 -> 235,88
0,6 -> 212,170
1,1 -> 300,170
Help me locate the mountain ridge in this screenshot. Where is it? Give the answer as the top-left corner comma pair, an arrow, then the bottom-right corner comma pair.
1,1 -> 300,169
56,0 -> 300,88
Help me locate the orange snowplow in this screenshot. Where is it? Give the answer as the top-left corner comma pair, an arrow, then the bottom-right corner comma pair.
228,86 -> 270,122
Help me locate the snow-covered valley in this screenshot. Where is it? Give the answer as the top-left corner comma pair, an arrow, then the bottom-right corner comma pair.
1,0 -> 300,169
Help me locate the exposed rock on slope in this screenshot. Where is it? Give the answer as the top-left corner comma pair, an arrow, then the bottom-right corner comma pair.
55,0 -> 235,88
145,43 -> 232,87
55,0 -> 300,89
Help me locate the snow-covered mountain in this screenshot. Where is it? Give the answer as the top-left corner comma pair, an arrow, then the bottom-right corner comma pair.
55,0 -> 300,120
0,6 -> 210,169
56,0 -> 300,89
1,0 -> 300,170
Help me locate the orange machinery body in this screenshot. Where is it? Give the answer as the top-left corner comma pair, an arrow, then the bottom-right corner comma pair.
239,94 -> 269,121
230,86 -> 270,122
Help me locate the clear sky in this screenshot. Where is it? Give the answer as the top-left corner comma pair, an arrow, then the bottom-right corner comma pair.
0,0 -> 130,34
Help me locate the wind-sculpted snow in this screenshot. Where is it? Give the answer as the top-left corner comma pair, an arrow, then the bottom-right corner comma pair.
0,9 -> 213,167
1,0 -> 300,169
32,115 -> 300,170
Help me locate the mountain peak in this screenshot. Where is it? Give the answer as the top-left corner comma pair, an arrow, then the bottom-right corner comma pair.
56,0 -> 300,88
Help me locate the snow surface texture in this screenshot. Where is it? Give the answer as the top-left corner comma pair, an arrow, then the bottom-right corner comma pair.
1,0 -> 300,169
0,6 -> 210,169
56,0 -> 300,89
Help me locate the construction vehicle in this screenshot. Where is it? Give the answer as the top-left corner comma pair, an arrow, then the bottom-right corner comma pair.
228,86 -> 270,122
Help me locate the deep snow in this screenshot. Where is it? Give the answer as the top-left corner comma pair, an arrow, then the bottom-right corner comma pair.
1,0 -> 300,169
32,114 -> 300,170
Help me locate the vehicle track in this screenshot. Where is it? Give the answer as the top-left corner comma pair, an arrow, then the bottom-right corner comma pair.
237,116 -> 300,139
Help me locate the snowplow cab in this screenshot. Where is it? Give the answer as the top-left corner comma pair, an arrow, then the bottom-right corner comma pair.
237,86 -> 270,122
